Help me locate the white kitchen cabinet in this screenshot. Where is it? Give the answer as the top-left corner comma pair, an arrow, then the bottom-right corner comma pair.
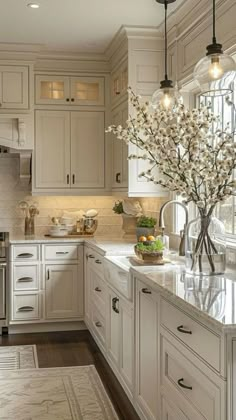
34,110 -> 105,192
110,31 -> 168,197
107,286 -> 134,396
161,397 -> 188,420
71,111 -> 105,189
35,74 -> 104,106
35,110 -> 71,189
111,101 -> 128,190
0,65 -> 29,109
136,280 -> 159,420
45,264 -> 83,319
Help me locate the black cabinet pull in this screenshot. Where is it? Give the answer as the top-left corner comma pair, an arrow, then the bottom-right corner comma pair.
95,321 -> 102,328
177,378 -> 192,390
72,174 -> 75,184
95,259 -> 102,265
95,287 -> 101,292
56,251 -> 69,255
71,98 -> 75,102
47,270 -> 50,280
115,91 -> 120,95
112,297 -> 119,313
17,253 -> 33,258
17,306 -> 34,312
67,174 -> 70,184
116,172 -> 121,183
17,277 -> 33,283
142,288 -> 152,294
66,98 -> 70,102
88,254 -> 95,259
177,325 -> 192,335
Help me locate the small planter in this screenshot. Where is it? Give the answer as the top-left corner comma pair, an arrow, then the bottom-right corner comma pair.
136,227 -> 155,241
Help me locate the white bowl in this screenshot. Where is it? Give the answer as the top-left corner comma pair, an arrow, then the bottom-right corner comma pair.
49,229 -> 68,237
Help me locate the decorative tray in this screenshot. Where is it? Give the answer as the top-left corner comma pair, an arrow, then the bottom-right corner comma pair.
130,256 -> 170,266
45,233 -> 94,238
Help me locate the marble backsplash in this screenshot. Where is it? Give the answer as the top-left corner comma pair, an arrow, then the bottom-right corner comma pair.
0,154 -> 167,237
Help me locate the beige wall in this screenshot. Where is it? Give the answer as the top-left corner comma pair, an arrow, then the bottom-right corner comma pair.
0,155 -> 167,237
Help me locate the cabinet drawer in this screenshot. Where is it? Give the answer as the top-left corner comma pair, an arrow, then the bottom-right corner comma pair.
13,264 -> 39,291
86,250 -> 104,276
44,245 -> 78,260
91,272 -> 106,316
12,294 -> 40,320
161,299 -> 220,371
13,245 -> 39,262
161,336 -> 222,420
104,259 -> 132,300
162,397 -> 188,420
91,306 -> 106,346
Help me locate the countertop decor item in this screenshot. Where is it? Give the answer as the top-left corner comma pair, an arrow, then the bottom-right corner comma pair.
113,198 -> 143,238
134,239 -> 164,264
136,215 -> 157,241
18,200 -> 39,236
194,0 -> 236,97
107,90 -> 236,276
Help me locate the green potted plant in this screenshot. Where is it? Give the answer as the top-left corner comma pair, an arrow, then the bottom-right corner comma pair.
136,216 -> 157,241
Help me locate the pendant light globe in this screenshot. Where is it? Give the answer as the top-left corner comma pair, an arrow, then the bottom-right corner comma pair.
152,0 -> 182,111
194,0 -> 236,97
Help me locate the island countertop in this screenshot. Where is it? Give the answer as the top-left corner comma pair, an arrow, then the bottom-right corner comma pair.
131,266 -> 236,331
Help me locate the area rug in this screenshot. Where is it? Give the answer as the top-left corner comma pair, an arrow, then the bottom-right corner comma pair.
0,345 -> 38,370
0,365 -> 119,419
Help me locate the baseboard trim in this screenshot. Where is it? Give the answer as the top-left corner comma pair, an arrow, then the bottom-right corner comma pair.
8,321 -> 87,334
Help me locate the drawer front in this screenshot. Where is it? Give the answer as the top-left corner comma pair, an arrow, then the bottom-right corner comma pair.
13,245 -> 39,262
161,299 -> 220,371
161,336 -> 221,420
44,245 -> 78,261
91,272 -> 106,316
91,306 -> 106,346
104,260 -> 131,300
13,264 -> 39,291
12,294 -> 40,320
86,250 -> 104,277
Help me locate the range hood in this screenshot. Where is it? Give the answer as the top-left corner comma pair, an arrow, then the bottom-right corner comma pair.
0,113 -> 34,181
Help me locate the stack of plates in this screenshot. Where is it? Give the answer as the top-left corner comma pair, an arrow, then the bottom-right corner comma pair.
49,225 -> 68,237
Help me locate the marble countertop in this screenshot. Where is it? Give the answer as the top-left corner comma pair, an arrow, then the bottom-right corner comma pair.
131,267 -> 236,330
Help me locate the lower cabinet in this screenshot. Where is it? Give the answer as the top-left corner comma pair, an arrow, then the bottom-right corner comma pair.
161,397 -> 188,420
45,264 -> 83,319
135,280 -> 159,420
107,287 -> 134,396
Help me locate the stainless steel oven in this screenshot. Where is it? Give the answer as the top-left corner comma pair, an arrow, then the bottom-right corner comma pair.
0,233 -> 8,330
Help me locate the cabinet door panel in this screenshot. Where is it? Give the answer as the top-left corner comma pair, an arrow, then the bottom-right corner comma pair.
107,290 -> 120,367
35,111 -> 70,188
70,77 -> 104,106
45,264 -> 82,319
0,66 -> 28,109
120,301 -> 133,390
35,75 -> 70,105
71,111 -> 105,188
136,281 -> 159,420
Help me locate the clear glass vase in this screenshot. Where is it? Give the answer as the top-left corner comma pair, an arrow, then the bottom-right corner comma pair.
185,215 -> 226,276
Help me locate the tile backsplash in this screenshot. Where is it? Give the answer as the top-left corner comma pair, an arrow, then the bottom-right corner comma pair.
0,155 -> 168,237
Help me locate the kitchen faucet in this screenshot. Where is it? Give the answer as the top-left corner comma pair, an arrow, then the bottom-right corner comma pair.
159,200 -> 189,256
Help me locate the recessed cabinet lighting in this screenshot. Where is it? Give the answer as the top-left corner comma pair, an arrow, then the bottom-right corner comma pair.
27,3 -> 40,9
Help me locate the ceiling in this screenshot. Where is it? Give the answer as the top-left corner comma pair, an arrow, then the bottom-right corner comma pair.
0,0 -> 186,54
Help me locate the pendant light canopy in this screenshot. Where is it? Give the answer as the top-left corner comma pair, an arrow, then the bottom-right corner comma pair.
194,0 -> 236,97
152,0 -> 182,111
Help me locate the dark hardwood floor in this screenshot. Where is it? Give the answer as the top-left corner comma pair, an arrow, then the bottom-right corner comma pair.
0,330 -> 140,420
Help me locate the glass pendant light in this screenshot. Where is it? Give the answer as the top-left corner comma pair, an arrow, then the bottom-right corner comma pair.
194,0 -> 236,97
152,0 -> 182,111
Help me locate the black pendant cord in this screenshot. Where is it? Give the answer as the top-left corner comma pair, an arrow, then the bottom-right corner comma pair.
164,0 -> 168,81
212,0 -> 216,44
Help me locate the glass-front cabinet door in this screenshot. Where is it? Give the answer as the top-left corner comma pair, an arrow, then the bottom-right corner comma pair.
70,77 -> 104,106
35,75 -> 104,106
35,75 -> 70,105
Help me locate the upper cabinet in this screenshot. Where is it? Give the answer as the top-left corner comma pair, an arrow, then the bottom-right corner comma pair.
0,65 -> 29,110
35,75 -> 104,106
111,60 -> 128,107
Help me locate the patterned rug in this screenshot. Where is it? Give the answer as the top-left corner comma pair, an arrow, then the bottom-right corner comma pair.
0,365 -> 119,419
0,345 -> 38,370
